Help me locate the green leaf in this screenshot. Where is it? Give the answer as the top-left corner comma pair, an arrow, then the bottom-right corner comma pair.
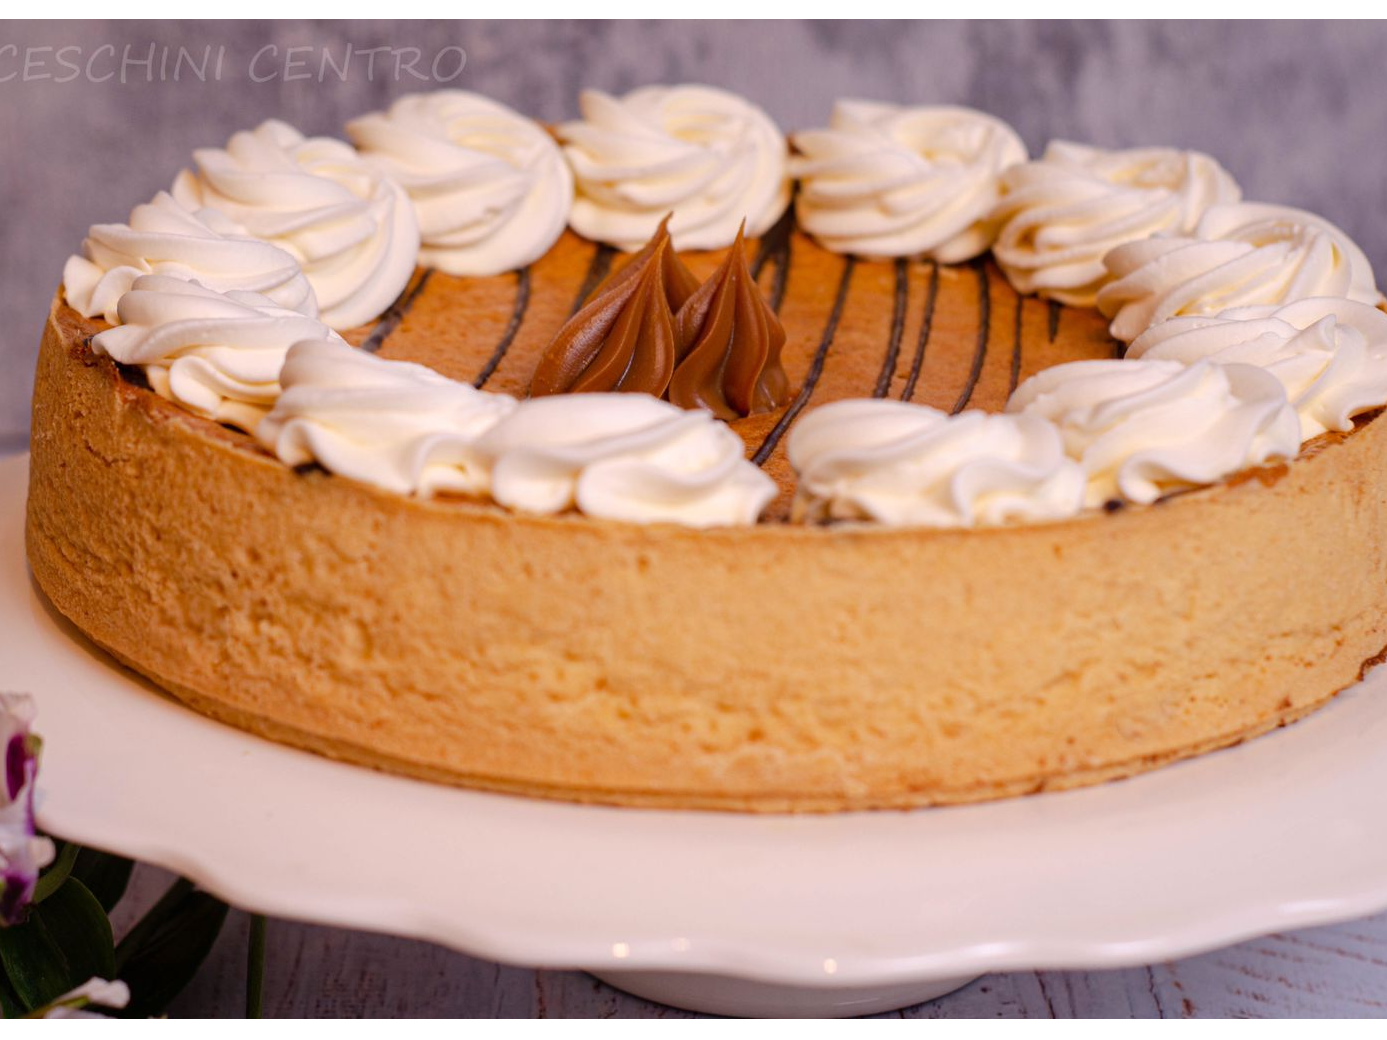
0,961 -> 27,1018
0,916 -> 66,1011
38,879 -> 115,982
116,886 -> 228,1018
0,878 -> 114,1011
32,842 -> 80,904
71,848 -> 134,914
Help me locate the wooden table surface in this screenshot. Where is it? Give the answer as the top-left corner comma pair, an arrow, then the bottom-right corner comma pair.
106,865 -> 1387,1019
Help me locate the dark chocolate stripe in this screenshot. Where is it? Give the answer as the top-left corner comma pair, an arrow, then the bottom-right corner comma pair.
750,209 -> 793,277
950,260 -> 991,414
872,259 -> 910,398
900,260 -> 938,403
750,209 -> 794,314
1009,294 -> 1024,398
473,266 -> 532,389
569,244 -> 614,317
360,268 -> 434,354
1047,299 -> 1061,342
751,255 -> 856,466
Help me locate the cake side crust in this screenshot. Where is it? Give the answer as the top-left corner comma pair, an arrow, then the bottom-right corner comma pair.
27,292 -> 1387,811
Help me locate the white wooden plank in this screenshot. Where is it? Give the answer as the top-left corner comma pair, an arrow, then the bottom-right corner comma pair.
91,860 -> 1383,1018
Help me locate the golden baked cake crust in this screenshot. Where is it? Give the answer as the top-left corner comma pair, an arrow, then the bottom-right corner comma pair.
26,228 -> 1387,812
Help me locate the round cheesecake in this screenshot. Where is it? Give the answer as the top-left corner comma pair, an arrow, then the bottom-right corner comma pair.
27,220 -> 1387,812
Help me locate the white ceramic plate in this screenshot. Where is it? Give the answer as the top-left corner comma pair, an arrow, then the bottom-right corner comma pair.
7,453 -> 1387,1016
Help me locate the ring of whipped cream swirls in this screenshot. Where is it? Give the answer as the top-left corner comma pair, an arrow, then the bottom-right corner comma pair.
62,87 -> 1387,529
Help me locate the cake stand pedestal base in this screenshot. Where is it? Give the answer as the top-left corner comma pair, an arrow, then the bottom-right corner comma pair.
590,969 -> 979,1018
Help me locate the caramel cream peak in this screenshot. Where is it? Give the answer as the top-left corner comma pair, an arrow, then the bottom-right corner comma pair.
586,213 -> 700,313
529,217 -> 693,398
669,222 -> 790,420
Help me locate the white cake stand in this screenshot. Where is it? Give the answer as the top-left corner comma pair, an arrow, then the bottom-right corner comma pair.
7,454 -> 1387,1017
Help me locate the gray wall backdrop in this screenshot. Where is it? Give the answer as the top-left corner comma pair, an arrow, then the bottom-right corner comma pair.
4,20 -> 1386,449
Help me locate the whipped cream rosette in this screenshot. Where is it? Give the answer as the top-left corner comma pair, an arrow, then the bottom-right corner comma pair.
1128,297 -> 1387,441
63,191 -> 316,325
472,393 -> 776,526
1007,357 -> 1300,506
260,342 -> 774,527
787,399 -> 1084,527
258,338 -> 516,497
991,141 -> 1241,307
172,119 -> 420,330
791,101 -> 1026,262
92,275 -> 343,434
559,84 -> 791,252
346,91 -> 573,277
1097,202 -> 1383,343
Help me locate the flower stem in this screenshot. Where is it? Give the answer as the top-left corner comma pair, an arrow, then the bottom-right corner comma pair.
246,914 -> 267,1019
32,841 -> 80,903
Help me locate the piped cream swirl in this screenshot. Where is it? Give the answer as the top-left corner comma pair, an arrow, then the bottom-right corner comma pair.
92,275 -> 342,434
1007,358 -> 1299,506
791,101 -> 1026,262
559,84 -> 791,251
259,342 -> 775,526
257,339 -> 516,497
172,119 -> 420,330
346,91 -> 573,277
787,399 -> 1084,527
991,141 -> 1241,307
473,394 -> 775,526
1097,202 -> 1383,342
63,191 -> 316,325
1128,297 -> 1387,440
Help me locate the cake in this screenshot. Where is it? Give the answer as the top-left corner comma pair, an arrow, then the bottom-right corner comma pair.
26,87 -> 1387,812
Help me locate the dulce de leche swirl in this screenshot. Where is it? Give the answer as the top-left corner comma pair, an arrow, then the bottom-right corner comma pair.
529,217 -> 696,397
530,218 -> 789,419
670,223 -> 790,419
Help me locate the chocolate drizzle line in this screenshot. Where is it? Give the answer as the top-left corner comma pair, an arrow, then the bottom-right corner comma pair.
473,266 -> 532,389
1009,294 -> 1025,398
362,269 -> 433,353
900,260 -> 938,403
751,255 -> 856,466
872,259 -> 910,398
749,209 -> 794,314
361,268 -> 434,354
950,260 -> 991,414
1047,299 -> 1061,343
569,244 -> 615,317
